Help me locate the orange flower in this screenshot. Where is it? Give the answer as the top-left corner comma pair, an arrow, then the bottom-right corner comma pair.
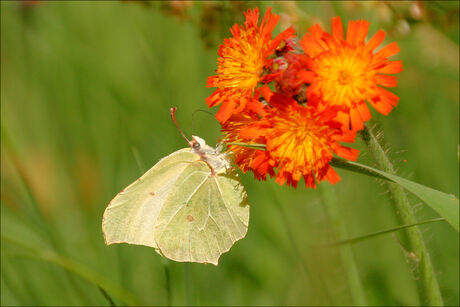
225,93 -> 359,188
222,114 -> 275,180
299,17 -> 402,130
207,7 -> 295,123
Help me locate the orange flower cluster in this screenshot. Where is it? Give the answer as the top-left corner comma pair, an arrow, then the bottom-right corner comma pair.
207,8 -> 402,188
206,8 -> 295,123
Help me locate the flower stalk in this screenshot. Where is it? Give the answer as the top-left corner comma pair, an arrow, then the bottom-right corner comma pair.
360,125 -> 443,306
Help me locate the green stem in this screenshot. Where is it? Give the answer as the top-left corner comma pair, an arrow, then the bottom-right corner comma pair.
360,125 -> 443,306
319,184 -> 367,306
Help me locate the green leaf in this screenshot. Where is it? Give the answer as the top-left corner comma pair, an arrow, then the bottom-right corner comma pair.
331,158 -> 459,232
225,142 -> 459,232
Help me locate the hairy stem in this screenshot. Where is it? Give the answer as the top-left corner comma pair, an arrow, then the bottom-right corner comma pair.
360,125 -> 443,306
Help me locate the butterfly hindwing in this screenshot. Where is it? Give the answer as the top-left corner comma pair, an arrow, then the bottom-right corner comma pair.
154,166 -> 249,265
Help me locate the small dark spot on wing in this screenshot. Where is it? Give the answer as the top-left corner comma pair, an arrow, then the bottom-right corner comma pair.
187,215 -> 194,222
149,192 -> 155,196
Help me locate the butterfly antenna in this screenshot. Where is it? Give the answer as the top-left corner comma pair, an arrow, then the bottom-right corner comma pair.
170,107 -> 192,146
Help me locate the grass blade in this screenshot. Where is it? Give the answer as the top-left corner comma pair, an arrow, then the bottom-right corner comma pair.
332,218 -> 446,245
1,235 -> 138,306
98,286 -> 117,306
319,184 -> 367,305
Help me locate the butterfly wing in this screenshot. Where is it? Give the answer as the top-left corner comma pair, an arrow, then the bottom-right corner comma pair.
154,166 -> 249,265
102,148 -> 199,249
103,147 -> 249,265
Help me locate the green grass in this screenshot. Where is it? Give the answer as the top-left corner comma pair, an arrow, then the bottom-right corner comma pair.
1,1 -> 458,305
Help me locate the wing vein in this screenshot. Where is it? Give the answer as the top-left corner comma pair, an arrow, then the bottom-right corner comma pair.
159,171 -> 209,229
213,176 -> 244,240
206,185 -> 224,253
209,215 -> 223,254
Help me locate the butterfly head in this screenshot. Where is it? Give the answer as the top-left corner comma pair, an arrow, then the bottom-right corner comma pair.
191,136 -> 217,154
191,135 -> 231,173
170,107 -> 230,173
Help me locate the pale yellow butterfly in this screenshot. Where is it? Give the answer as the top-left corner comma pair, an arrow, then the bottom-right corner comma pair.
102,107 -> 249,265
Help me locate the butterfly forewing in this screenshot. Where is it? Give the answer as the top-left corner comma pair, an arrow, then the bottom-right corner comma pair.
102,149 -> 199,249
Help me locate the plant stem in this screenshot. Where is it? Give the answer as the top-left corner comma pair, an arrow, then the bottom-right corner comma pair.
360,125 -> 443,306
319,184 -> 367,306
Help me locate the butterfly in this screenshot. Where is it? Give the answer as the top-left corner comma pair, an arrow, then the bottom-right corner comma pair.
102,107 -> 249,265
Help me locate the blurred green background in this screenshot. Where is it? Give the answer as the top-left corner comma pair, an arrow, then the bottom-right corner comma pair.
1,1 -> 458,306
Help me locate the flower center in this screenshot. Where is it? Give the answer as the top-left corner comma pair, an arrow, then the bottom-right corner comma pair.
338,70 -> 353,85
312,48 -> 375,107
268,109 -> 333,176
